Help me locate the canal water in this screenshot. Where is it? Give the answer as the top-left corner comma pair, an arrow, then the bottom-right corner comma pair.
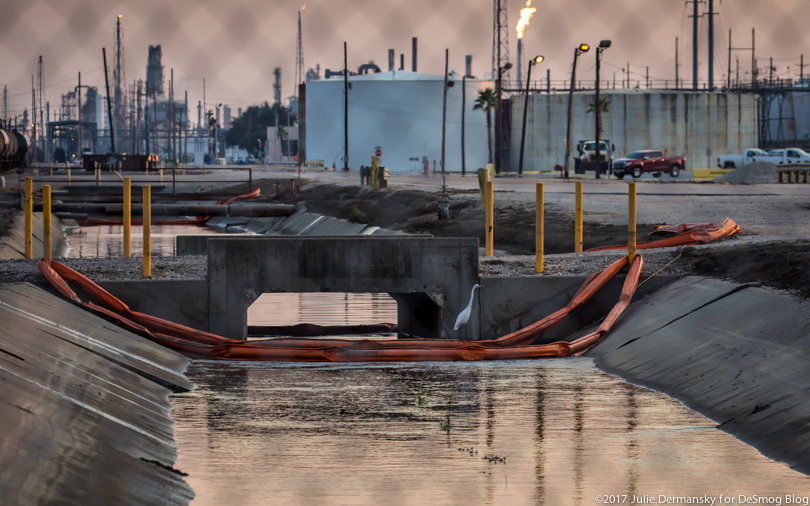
171,359 -> 810,506
248,292 -> 398,327
65,223 -> 217,258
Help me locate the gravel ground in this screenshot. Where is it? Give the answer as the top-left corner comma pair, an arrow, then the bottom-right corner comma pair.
715,161 -> 779,183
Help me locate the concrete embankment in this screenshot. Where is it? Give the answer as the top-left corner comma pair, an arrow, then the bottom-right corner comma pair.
0,282 -> 194,504
0,210 -> 72,259
588,276 -> 810,475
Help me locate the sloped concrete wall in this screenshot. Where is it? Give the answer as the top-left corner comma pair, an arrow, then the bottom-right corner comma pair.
0,283 -> 194,504
588,276 -> 810,475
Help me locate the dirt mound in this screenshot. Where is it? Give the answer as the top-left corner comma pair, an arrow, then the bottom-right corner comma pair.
715,161 -> 778,183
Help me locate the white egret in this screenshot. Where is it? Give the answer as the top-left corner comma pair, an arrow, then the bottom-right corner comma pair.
454,284 -> 484,340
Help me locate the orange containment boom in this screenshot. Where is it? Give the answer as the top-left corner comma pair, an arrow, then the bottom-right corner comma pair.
38,255 -> 643,361
585,218 -> 739,252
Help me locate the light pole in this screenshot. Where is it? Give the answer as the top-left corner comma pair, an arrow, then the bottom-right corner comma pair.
563,44 -> 590,179
519,55 -> 544,175
594,40 -> 611,180
495,62 -> 512,174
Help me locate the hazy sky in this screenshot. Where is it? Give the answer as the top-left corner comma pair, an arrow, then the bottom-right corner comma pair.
1,0 -> 808,125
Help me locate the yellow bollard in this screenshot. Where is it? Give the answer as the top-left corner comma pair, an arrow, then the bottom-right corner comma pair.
143,185 -> 151,278
67,167 -> 71,186
160,168 -> 164,184
95,168 -> 101,186
536,182 -> 544,273
124,177 -> 132,258
43,185 -> 52,265
629,182 -> 637,267
485,181 -> 494,257
24,177 -> 33,259
575,181 -> 583,253
50,168 -> 53,176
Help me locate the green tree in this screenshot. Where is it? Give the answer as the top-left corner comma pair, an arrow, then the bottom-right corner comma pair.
473,88 -> 497,164
225,102 -> 296,156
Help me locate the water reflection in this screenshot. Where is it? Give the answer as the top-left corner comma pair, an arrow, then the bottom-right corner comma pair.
172,359 -> 810,505
249,293 -> 398,326
66,223 -> 217,258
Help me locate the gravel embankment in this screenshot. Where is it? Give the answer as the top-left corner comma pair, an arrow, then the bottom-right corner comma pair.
715,161 -> 778,183
0,256 -> 208,285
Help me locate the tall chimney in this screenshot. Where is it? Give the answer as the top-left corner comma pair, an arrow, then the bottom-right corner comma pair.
465,55 -> 473,77
388,49 -> 395,71
400,54 -> 405,70
412,37 -> 417,72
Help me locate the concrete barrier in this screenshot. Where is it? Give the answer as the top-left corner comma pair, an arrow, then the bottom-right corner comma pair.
207,236 -> 479,340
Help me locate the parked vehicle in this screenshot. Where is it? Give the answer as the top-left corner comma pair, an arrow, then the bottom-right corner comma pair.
716,148 -> 767,169
611,150 -> 685,179
740,147 -> 810,166
574,140 -> 613,175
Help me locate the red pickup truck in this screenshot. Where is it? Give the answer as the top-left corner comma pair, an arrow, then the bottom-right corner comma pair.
611,150 -> 685,179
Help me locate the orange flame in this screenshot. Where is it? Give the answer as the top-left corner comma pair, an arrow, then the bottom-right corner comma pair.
516,0 -> 536,39
301,4 -> 306,10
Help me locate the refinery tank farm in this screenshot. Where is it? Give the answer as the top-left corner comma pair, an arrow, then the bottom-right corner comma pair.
1,1 -> 810,505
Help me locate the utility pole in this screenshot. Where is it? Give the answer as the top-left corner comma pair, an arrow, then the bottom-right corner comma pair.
770,57 -> 774,85
31,75 -> 37,164
343,41 -> 348,171
461,75 -> 466,176
103,48 -> 115,154
78,72 -> 82,161
646,66 -> 649,88
799,55 -> 805,81
136,80 -> 141,155
752,28 -> 756,87
675,37 -> 679,89
708,0 -> 716,89
38,56 -> 45,162
170,68 -> 174,163
687,0 -> 702,90
728,29 -> 732,89
441,48 -> 448,175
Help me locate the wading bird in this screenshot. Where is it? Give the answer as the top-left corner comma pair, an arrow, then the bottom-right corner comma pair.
454,284 -> 483,341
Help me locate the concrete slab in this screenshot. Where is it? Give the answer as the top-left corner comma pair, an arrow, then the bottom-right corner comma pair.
98,279 -> 210,332
0,212 -> 70,260
207,236 -> 479,340
0,282 -> 194,504
589,276 -> 810,475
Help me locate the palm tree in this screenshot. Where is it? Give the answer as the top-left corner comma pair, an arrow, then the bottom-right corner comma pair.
473,88 -> 497,164
586,97 -> 611,135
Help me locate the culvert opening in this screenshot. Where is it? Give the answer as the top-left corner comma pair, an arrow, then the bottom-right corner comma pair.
247,292 -> 399,338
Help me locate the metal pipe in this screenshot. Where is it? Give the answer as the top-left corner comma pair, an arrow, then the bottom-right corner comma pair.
25,177 -> 32,259
485,181 -> 494,256
43,185 -> 51,265
563,48 -> 580,179
629,182 -> 636,267
536,182 -> 543,273
575,181 -> 583,253
143,185 -> 151,278
124,177 -> 131,258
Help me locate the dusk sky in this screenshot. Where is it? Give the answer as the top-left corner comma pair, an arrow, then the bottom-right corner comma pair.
1,0 -> 808,124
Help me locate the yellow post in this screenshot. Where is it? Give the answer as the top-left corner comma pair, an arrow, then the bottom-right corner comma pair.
160,168 -> 164,183
24,177 -> 33,259
95,168 -> 101,186
536,182 -> 544,273
43,185 -> 52,265
67,167 -> 71,186
575,181 -> 583,253
143,185 -> 152,278
629,182 -> 637,267
124,177 -> 132,258
485,181 -> 494,257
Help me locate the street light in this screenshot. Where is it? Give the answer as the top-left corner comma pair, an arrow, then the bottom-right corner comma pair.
495,62 -> 513,174
563,43 -> 590,178
518,55 -> 545,175
594,40 -> 611,180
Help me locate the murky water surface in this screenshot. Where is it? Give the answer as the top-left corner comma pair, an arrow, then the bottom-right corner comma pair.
65,223 -> 218,257
172,359 -> 810,506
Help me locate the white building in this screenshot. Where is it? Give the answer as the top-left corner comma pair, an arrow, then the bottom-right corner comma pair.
306,70 -> 495,173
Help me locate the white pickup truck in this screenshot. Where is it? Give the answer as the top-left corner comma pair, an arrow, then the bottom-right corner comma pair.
718,147 -> 810,168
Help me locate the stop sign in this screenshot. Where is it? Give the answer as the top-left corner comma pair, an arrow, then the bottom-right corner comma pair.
375,149 -> 382,157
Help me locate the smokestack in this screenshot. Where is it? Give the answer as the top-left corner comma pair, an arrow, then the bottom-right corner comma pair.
197,100 -> 201,130
517,39 -> 523,84
388,49 -> 395,71
400,54 -> 404,70
412,37 -> 417,72
465,55 -> 473,77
